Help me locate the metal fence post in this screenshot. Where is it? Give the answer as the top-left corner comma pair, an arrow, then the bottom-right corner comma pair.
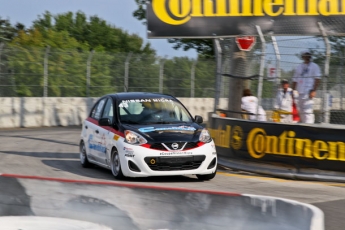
43,46 -> 50,97
0,42 -> 4,97
318,22 -> 331,123
124,52 -> 132,92
159,57 -> 166,93
86,50 -> 95,97
213,38 -> 222,112
341,50 -> 344,110
191,60 -> 197,97
256,26 -> 266,119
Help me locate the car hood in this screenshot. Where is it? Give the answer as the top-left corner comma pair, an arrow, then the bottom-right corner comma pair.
122,123 -> 203,143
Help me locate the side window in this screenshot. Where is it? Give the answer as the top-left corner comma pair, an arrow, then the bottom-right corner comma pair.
101,99 -> 114,123
90,98 -> 107,120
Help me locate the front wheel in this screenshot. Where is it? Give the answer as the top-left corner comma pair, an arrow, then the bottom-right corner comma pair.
111,148 -> 125,180
197,170 -> 217,181
80,141 -> 91,168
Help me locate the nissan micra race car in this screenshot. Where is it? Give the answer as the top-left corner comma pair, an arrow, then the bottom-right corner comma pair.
79,92 -> 217,180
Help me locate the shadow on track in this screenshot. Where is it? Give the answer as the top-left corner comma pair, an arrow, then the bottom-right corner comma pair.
42,159 -> 204,183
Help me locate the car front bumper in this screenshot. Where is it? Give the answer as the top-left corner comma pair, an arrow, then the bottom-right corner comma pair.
117,141 -> 217,177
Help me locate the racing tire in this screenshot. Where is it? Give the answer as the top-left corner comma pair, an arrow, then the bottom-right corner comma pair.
196,170 -> 217,181
80,141 -> 91,168
111,148 -> 125,180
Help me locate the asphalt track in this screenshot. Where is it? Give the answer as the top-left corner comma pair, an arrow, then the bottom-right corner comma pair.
0,126 -> 345,229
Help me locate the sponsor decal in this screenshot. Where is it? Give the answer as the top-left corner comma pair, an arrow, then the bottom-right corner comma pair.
160,152 -> 193,155
125,154 -> 135,157
113,134 -> 120,141
123,147 -> 134,154
209,125 -> 345,162
119,98 -> 173,107
88,134 -> 107,154
139,126 -> 196,133
151,0 -> 345,26
231,126 -> 243,150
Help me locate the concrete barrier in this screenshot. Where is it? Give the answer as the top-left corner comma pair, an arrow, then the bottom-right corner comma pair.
0,97 -> 229,128
0,174 -> 324,230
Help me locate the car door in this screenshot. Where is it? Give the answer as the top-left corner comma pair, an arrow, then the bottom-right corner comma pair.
97,97 -> 115,165
87,97 -> 107,164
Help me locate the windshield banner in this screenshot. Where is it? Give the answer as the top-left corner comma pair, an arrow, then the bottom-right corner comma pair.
147,0 -> 345,38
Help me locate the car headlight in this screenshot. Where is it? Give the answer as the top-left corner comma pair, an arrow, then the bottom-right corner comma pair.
199,129 -> 211,143
124,130 -> 147,145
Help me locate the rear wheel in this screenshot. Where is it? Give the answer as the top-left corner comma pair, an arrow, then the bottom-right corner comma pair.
80,141 -> 91,168
197,170 -> 217,181
111,148 -> 125,180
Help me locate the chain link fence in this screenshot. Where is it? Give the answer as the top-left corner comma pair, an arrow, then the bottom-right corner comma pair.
2,36 -> 345,124
0,44 -> 216,98
218,35 -> 345,124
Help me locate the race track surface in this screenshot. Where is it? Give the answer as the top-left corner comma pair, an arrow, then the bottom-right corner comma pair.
0,126 -> 344,229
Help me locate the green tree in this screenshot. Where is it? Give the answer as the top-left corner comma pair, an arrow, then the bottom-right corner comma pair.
34,11 -> 155,54
8,28 -> 90,96
133,0 -> 213,57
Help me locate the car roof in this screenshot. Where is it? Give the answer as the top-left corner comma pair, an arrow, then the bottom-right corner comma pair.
107,92 -> 176,100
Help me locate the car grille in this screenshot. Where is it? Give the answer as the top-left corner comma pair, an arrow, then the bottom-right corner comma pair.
144,155 -> 206,171
150,142 -> 199,151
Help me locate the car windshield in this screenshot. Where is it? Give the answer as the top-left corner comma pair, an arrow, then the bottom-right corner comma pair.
118,98 -> 193,125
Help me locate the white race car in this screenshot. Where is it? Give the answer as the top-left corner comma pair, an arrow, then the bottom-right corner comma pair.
79,92 -> 217,180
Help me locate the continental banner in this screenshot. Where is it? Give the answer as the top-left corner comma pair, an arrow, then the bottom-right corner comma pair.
147,0 -> 345,38
208,117 -> 345,172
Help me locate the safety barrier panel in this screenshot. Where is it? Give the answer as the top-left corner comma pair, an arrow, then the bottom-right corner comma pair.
208,113 -> 345,182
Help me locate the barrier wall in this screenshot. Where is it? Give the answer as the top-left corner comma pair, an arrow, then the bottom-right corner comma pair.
208,114 -> 345,182
0,174 -> 324,230
0,97 -> 228,128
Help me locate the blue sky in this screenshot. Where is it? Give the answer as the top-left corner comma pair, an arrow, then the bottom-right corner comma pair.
0,0 -> 197,58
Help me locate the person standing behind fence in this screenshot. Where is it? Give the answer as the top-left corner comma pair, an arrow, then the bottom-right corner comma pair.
292,50 -> 321,122
274,79 -> 298,123
300,90 -> 316,124
241,89 -> 267,121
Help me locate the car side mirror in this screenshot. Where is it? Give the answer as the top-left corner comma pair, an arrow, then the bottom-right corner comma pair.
99,118 -> 111,126
194,115 -> 203,124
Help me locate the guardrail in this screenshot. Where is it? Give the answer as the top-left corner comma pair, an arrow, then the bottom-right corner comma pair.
208,113 -> 345,182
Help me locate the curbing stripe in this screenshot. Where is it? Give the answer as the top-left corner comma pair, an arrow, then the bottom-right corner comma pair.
0,173 -> 241,197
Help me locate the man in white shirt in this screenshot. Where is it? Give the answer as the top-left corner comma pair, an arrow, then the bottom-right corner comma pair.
274,79 -> 298,123
300,90 -> 316,123
292,50 -> 321,118
241,89 -> 266,121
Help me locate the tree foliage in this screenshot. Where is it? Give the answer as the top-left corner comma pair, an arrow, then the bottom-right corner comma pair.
133,0 -> 214,58
0,10 -> 216,97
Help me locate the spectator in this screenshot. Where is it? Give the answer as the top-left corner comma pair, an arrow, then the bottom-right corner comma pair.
292,50 -> 321,117
300,89 -> 316,124
274,79 -> 298,123
241,89 -> 266,121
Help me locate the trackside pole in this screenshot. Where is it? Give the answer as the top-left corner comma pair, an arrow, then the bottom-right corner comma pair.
124,52 -> 133,92
271,36 -> 281,95
213,38 -> 222,112
86,50 -> 95,97
191,60 -> 197,97
159,56 -> 166,94
0,43 -> 4,97
318,22 -> 331,123
43,46 -> 50,97
255,26 -> 266,119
